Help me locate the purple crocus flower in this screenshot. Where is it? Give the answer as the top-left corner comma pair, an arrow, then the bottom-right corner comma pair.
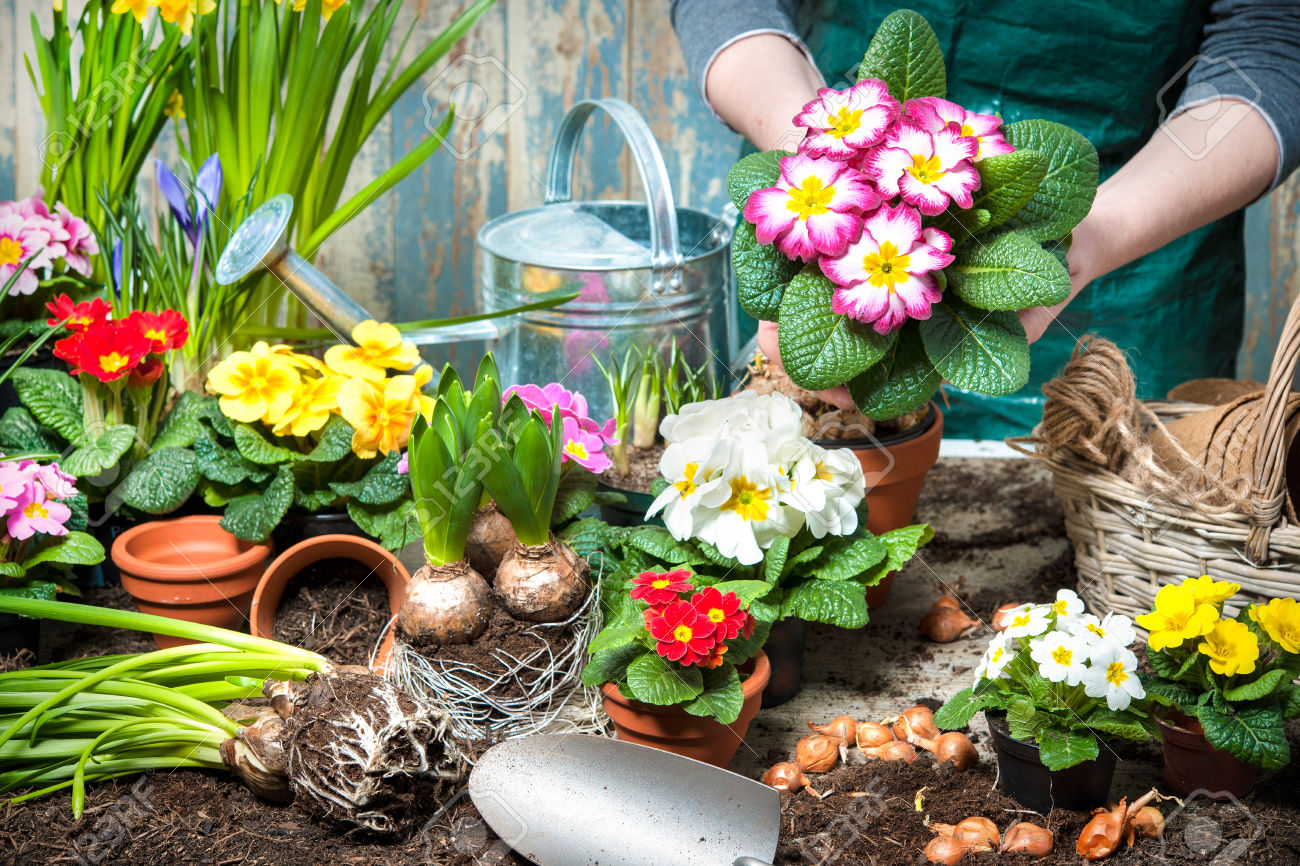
155,158 -> 195,243
194,153 -> 222,236
111,239 -> 124,298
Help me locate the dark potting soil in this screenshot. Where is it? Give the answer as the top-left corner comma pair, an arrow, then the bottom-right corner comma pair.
599,441 -> 664,494
418,606 -> 577,700
272,558 -> 391,666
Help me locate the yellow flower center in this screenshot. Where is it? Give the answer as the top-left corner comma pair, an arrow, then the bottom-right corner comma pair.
673,624 -> 694,643
651,579 -> 670,590
673,462 -> 699,497
908,153 -> 947,184
1011,614 -> 1031,629
723,476 -> 771,522
827,106 -> 864,139
1053,600 -> 1069,615
145,328 -> 168,343
813,461 -> 834,482
1105,662 -> 1128,686
785,177 -> 835,220
564,440 -> 590,461
1051,646 -> 1073,666
959,123 -> 975,138
707,608 -> 725,624
0,237 -> 22,268
24,501 -> 48,519
863,241 -> 912,292
990,647 -> 1004,663
1087,623 -> 1105,637
99,352 -> 132,373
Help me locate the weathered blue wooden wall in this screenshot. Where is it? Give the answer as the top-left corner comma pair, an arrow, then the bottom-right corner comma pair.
1,0 -> 1297,382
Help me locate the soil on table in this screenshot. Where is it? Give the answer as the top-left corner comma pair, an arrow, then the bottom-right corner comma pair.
599,441 -> 664,493
271,558 -> 391,666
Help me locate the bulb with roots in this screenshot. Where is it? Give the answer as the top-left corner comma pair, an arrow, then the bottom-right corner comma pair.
398,560 -> 493,647
464,503 -> 516,579
493,537 -> 589,622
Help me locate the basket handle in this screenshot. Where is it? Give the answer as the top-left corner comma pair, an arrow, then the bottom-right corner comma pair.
1245,292 -> 1300,562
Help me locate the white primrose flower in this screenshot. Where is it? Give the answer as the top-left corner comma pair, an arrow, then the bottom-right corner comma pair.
646,436 -> 733,540
780,443 -> 867,539
660,391 -> 804,448
693,444 -> 799,566
1001,604 -> 1051,640
1048,589 -> 1087,627
1081,644 -> 1146,712
974,633 -> 1013,685
1029,632 -> 1089,686
1069,612 -> 1138,652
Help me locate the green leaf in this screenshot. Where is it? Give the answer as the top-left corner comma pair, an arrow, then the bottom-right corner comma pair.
193,428 -> 269,486
778,266 -> 894,391
727,150 -> 787,211
11,368 -> 82,445
624,652 -> 704,705
0,407 -> 61,454
961,149 -> 1049,230
935,687 -> 991,730
1197,705 -> 1289,769
1007,695 -> 1045,741
552,469 -> 597,525
858,524 -> 933,586
1146,645 -> 1191,681
947,229 -> 1072,311
587,625 -> 638,653
1142,676 -> 1198,710
781,580 -> 868,628
1278,684 -> 1300,719
60,425 -> 138,478
581,643 -> 647,688
1038,729 -> 1099,771
847,323 -> 941,421
711,580 -> 775,605
329,451 -> 408,505
682,664 -> 744,724
623,526 -> 699,567
233,423 -> 297,466
724,618 -> 772,666
21,531 -> 104,569
811,534 -> 887,581
733,219 -> 801,321
0,580 -> 59,602
920,297 -> 1030,396
152,392 -> 218,449
348,498 -> 418,551
763,536 -> 790,584
1223,668 -> 1291,702
220,465 -> 294,542
1083,714 -> 1151,742
1002,119 -> 1099,242
858,9 -> 945,101
302,415 -> 355,462
118,447 -> 199,514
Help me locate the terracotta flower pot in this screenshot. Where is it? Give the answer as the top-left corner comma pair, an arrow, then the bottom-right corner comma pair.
112,515 -> 271,650
1159,711 -> 1258,799
818,403 -> 943,608
600,651 -> 770,769
250,534 -> 410,675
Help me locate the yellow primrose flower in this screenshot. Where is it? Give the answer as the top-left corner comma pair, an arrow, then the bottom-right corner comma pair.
111,0 -> 148,23
1135,583 -> 1219,652
291,0 -> 347,19
272,375 -> 344,438
413,364 -> 435,419
337,374 -> 421,458
1184,574 -> 1240,607
206,342 -> 300,424
155,0 -> 215,34
324,320 -> 421,380
1197,618 -> 1259,677
1249,597 -> 1300,654
270,344 -> 329,374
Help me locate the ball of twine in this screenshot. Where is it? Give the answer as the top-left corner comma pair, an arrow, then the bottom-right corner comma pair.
1039,336 -> 1144,474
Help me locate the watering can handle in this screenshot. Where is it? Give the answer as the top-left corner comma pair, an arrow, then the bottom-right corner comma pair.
544,98 -> 684,293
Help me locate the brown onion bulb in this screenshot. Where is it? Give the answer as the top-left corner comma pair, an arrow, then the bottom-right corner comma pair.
950,817 -> 999,849
1132,806 -> 1164,839
920,602 -> 981,643
856,720 -> 895,749
924,835 -> 989,865
1077,789 -> 1158,861
493,539 -> 589,622
1001,822 -> 1053,857
908,731 -> 979,771
807,715 -> 857,746
762,761 -> 818,796
892,705 -> 940,741
859,740 -> 917,763
464,503 -> 516,579
795,734 -> 841,773
398,560 -> 492,647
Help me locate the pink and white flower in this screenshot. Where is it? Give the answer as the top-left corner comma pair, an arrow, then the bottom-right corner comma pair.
7,483 -> 71,540
794,79 -> 899,160
820,203 -> 954,334
54,203 -> 99,277
861,121 -> 980,215
30,461 -> 77,500
560,414 -> 613,473
0,462 -> 27,513
0,212 -> 55,296
744,154 -> 879,261
905,97 -> 1014,161
504,382 -> 618,472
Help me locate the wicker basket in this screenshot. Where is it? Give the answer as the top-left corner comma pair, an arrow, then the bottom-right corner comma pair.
1017,318 -> 1300,620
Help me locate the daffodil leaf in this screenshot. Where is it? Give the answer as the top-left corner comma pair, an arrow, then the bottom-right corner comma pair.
947,229 -> 1072,311
60,425 -> 138,479
848,323 -> 942,421
1037,729 -> 1099,771
624,652 -> 703,705
727,150 -> 788,212
20,531 -> 104,570
1223,668 -> 1291,702
919,297 -> 1030,396
858,9 -> 946,101
1197,704 -> 1289,769
302,415 -> 355,462
781,580 -> 868,628
779,266 -> 895,391
733,218 -> 800,322
1001,119 -> 1099,242
581,643 -> 645,688
233,423 -> 297,466
11,368 -> 83,446
118,447 -> 200,515
682,664 -> 744,724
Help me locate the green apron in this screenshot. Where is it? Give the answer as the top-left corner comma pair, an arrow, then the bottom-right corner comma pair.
781,0 -> 1246,438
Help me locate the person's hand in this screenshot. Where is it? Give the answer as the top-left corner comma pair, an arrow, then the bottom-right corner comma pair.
1017,210 -> 1101,344
755,319 -> 857,410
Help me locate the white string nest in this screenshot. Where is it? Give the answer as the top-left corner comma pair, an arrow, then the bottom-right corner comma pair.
378,582 -> 608,755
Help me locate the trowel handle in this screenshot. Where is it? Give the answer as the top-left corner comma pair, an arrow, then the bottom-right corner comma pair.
732,858 -> 774,866
544,98 -> 683,292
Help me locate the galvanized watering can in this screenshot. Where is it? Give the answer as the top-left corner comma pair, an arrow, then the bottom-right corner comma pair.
217,98 -> 735,420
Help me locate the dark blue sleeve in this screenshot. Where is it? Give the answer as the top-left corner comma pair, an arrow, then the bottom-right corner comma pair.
669,0 -> 811,105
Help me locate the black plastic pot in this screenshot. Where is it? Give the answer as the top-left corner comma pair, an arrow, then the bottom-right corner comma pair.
271,510 -> 365,552
986,711 -> 1117,813
761,617 -> 810,708
596,482 -> 662,528
0,612 -> 40,660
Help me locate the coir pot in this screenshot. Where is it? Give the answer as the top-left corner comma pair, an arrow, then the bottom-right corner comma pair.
112,515 -> 271,649
1158,711 -> 1257,799
600,651 -> 770,769
986,710 -> 1116,813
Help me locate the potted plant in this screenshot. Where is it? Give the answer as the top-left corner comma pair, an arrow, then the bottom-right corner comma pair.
0,457 -> 103,656
726,9 -> 1097,532
1137,576 -> 1300,797
934,590 -> 1156,812
568,390 -> 931,710
594,344 -> 720,527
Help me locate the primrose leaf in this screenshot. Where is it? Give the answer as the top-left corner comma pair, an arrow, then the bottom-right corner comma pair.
11,368 -> 83,446
587,626 -> 638,654
682,664 -> 744,724
59,425 -> 138,478
920,297 -> 1030,396
302,415 -> 355,463
779,266 -> 894,391
1197,704 -> 1289,769
810,534 -> 887,582
118,447 -> 200,514
623,526 -> 700,568
329,450 -> 408,505
733,218 -> 801,321
220,464 -> 294,542
934,687 -> 985,730
21,531 -> 104,569
624,652 -> 704,705
711,580 -> 775,605
1037,729 -> 1099,771
233,423 -> 297,465
552,469 -> 598,526
152,391 -> 219,449
1001,119 -> 1099,242
847,323 -> 941,421
0,407 -> 61,454
723,618 -> 771,666
858,9 -> 945,101
947,229 -> 1072,311
857,524 -> 933,586
727,150 -> 788,212
193,427 -> 268,486
781,580 -> 868,629
1141,676 -> 1198,711
763,536 -> 790,584
1222,668 -> 1290,702
581,643 -> 646,688
955,149 -> 1049,230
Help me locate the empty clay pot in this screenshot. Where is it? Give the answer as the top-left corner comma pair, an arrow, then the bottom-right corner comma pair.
1159,711 -> 1258,799
112,515 -> 271,649
250,534 -> 410,674
600,651 -> 770,769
